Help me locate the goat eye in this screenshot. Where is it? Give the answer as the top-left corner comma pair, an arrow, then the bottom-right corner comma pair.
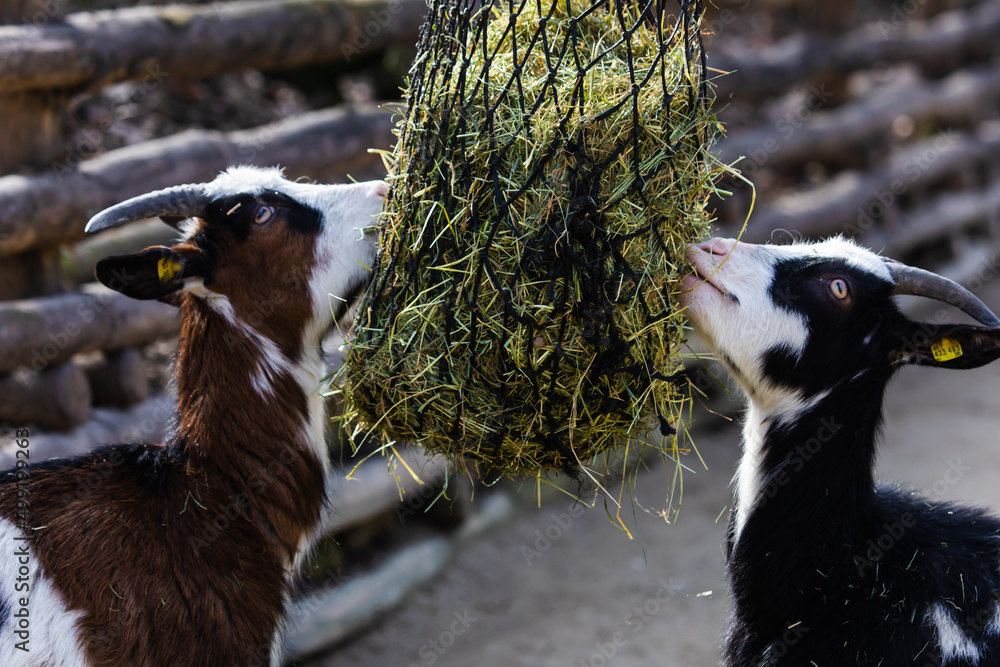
830,278 -> 850,300
253,205 -> 274,225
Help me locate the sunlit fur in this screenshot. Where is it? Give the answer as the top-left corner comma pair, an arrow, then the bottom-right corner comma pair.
0,167 -> 386,666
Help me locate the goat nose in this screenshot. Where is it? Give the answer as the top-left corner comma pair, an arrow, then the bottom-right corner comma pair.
372,181 -> 389,198
698,237 -> 736,256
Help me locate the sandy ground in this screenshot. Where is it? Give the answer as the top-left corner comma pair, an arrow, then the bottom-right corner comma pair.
308,284 -> 1000,667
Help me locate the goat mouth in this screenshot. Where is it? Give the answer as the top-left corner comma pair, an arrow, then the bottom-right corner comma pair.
684,268 -> 729,298
331,279 -> 371,330
683,245 -> 741,303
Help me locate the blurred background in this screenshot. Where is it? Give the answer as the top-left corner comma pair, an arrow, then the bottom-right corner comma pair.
0,0 -> 999,664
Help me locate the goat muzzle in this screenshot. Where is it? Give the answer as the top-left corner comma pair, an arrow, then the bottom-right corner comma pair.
885,259 -> 1000,327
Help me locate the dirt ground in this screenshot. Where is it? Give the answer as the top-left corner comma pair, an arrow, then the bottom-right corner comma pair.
310,281 -> 1000,667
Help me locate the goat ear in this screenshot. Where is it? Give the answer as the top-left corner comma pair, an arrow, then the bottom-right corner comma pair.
892,322 -> 1000,370
95,245 -> 205,301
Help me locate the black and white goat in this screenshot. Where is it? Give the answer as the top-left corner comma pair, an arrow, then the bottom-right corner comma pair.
0,166 -> 387,666
681,236 -> 1000,666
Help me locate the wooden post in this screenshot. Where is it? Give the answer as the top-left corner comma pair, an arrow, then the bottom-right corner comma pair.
0,2 -> 88,433
0,285 -> 180,376
0,90 -> 67,174
0,0 -> 64,25
0,363 -> 91,431
0,246 -> 68,299
83,348 -> 151,409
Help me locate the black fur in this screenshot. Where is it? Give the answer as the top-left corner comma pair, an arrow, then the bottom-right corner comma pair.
725,256 -> 1000,666
202,191 -> 321,242
95,191 -> 323,300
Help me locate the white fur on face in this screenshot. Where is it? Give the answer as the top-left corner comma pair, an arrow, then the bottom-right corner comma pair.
186,167 -> 386,486
303,177 -> 386,343
681,236 -> 890,542
199,166 -> 386,344
680,236 -> 890,414
299,178 -> 385,468
0,518 -> 89,666
680,239 -> 810,415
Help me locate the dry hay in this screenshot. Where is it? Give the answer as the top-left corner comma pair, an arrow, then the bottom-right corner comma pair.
341,0 -> 731,484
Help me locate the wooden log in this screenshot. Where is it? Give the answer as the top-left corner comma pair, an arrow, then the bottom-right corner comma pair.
0,103 -> 394,258
285,537 -> 453,660
735,123 -> 1000,242
0,363 -> 91,432
870,179 -> 1000,258
734,177 -> 1000,270
710,1 -> 1000,99
0,393 -> 175,471
322,448 -> 451,535
0,0 -> 426,95
0,90 -> 68,172
83,348 -> 151,408
717,63 -> 1000,171
0,0 -> 72,172
0,1 -> 61,25
0,282 -> 180,375
0,246 -> 68,299
283,494 -> 513,660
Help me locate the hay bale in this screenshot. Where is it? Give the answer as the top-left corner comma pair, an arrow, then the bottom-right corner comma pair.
342,0 -> 728,479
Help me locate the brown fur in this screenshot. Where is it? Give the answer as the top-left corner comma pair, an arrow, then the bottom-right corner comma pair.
0,201 -> 334,666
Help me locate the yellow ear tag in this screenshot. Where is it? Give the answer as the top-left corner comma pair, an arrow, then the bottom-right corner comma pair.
931,337 -> 963,362
157,257 -> 182,283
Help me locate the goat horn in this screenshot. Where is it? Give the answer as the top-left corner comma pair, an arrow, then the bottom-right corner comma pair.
85,184 -> 210,234
885,259 -> 1000,328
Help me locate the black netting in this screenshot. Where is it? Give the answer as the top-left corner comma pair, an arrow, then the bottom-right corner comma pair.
345,0 -> 718,477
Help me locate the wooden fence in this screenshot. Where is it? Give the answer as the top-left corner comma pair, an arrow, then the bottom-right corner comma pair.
0,0 -> 419,434
1,0 -> 999,659
708,0 -> 1000,278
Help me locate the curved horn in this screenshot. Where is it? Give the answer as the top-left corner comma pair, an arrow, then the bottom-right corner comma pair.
886,259 -> 1000,328
85,183 -> 210,234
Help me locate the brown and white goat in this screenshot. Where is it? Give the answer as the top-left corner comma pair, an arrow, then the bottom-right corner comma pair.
0,166 -> 387,666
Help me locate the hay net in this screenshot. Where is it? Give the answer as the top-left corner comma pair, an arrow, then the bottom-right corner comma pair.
344,0 -> 719,478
